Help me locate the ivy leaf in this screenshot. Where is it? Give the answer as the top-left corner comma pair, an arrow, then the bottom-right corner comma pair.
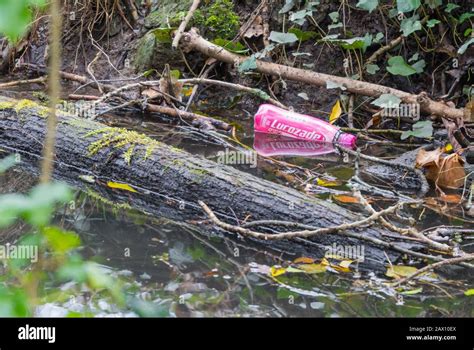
397,0 -> 421,13
238,55 -> 257,73
371,94 -> 401,108
445,3 -> 460,13
279,0 -> 296,14
366,63 -> 380,75
386,56 -> 417,76
356,0 -> 379,13
269,31 -> 298,44
400,15 -> 422,37
288,28 -> 318,42
401,121 -> 433,140
459,13 -> 474,24
426,19 -> 441,28
411,59 -> 426,73
425,0 -> 442,9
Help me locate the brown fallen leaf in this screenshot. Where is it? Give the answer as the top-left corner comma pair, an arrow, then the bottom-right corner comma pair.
243,15 -> 264,38
333,194 -> 360,204
439,193 -> 463,204
416,148 -> 466,189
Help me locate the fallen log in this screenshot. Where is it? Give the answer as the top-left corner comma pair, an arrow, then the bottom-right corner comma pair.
0,98 -> 429,270
180,29 -> 465,120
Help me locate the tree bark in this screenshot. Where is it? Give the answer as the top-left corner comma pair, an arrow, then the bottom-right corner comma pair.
0,98 -> 421,270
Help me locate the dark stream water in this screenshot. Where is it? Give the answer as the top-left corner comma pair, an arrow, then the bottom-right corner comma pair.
0,86 -> 473,317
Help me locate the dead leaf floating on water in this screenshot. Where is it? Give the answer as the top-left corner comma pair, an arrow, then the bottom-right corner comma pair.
416,148 -> 466,189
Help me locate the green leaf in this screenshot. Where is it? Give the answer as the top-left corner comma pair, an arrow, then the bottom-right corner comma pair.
458,38 -> 474,55
411,59 -> 426,73
213,38 -> 248,53
279,0 -> 296,14
269,31 -> 298,44
400,15 -> 422,37
288,28 -> 318,42
459,12 -> 474,24
397,0 -> 421,13
356,0 -> 379,13
374,32 -> 384,43
445,3 -> 460,13
464,289 -> 474,296
426,19 -> 441,28
43,226 -> 81,254
151,28 -> 174,44
366,64 -> 380,75
371,94 -> 401,108
322,35 -> 372,51
401,121 -> 433,140
386,56 -> 417,76
425,0 -> 442,9
329,12 -> 339,23
238,56 -> 257,73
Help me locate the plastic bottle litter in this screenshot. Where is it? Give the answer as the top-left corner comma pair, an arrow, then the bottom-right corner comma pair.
254,132 -> 335,157
254,104 -> 357,148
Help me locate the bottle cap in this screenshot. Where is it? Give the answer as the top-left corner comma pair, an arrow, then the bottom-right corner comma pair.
338,133 -> 357,149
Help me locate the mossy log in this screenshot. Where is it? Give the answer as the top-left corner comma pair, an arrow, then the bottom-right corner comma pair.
0,98 -> 420,271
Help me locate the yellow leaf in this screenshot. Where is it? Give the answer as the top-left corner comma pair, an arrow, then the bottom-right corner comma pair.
182,86 -> 194,97
107,181 -> 138,193
386,265 -> 417,279
444,143 -> 453,153
270,266 -> 286,277
316,178 -> 342,187
329,100 -> 342,125
465,289 -> 474,296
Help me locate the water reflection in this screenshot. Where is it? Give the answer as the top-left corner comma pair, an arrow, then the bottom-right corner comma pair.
254,132 -> 336,157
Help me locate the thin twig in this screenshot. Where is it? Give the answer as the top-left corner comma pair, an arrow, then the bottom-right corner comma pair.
199,199 -> 414,241
172,0 -> 201,49
180,78 -> 288,109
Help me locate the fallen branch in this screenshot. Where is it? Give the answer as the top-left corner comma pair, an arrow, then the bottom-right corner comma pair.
180,29 -> 464,120
20,64 -> 231,130
0,76 -> 47,89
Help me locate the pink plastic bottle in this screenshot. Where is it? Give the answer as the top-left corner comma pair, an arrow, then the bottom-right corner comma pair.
254,104 -> 356,148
